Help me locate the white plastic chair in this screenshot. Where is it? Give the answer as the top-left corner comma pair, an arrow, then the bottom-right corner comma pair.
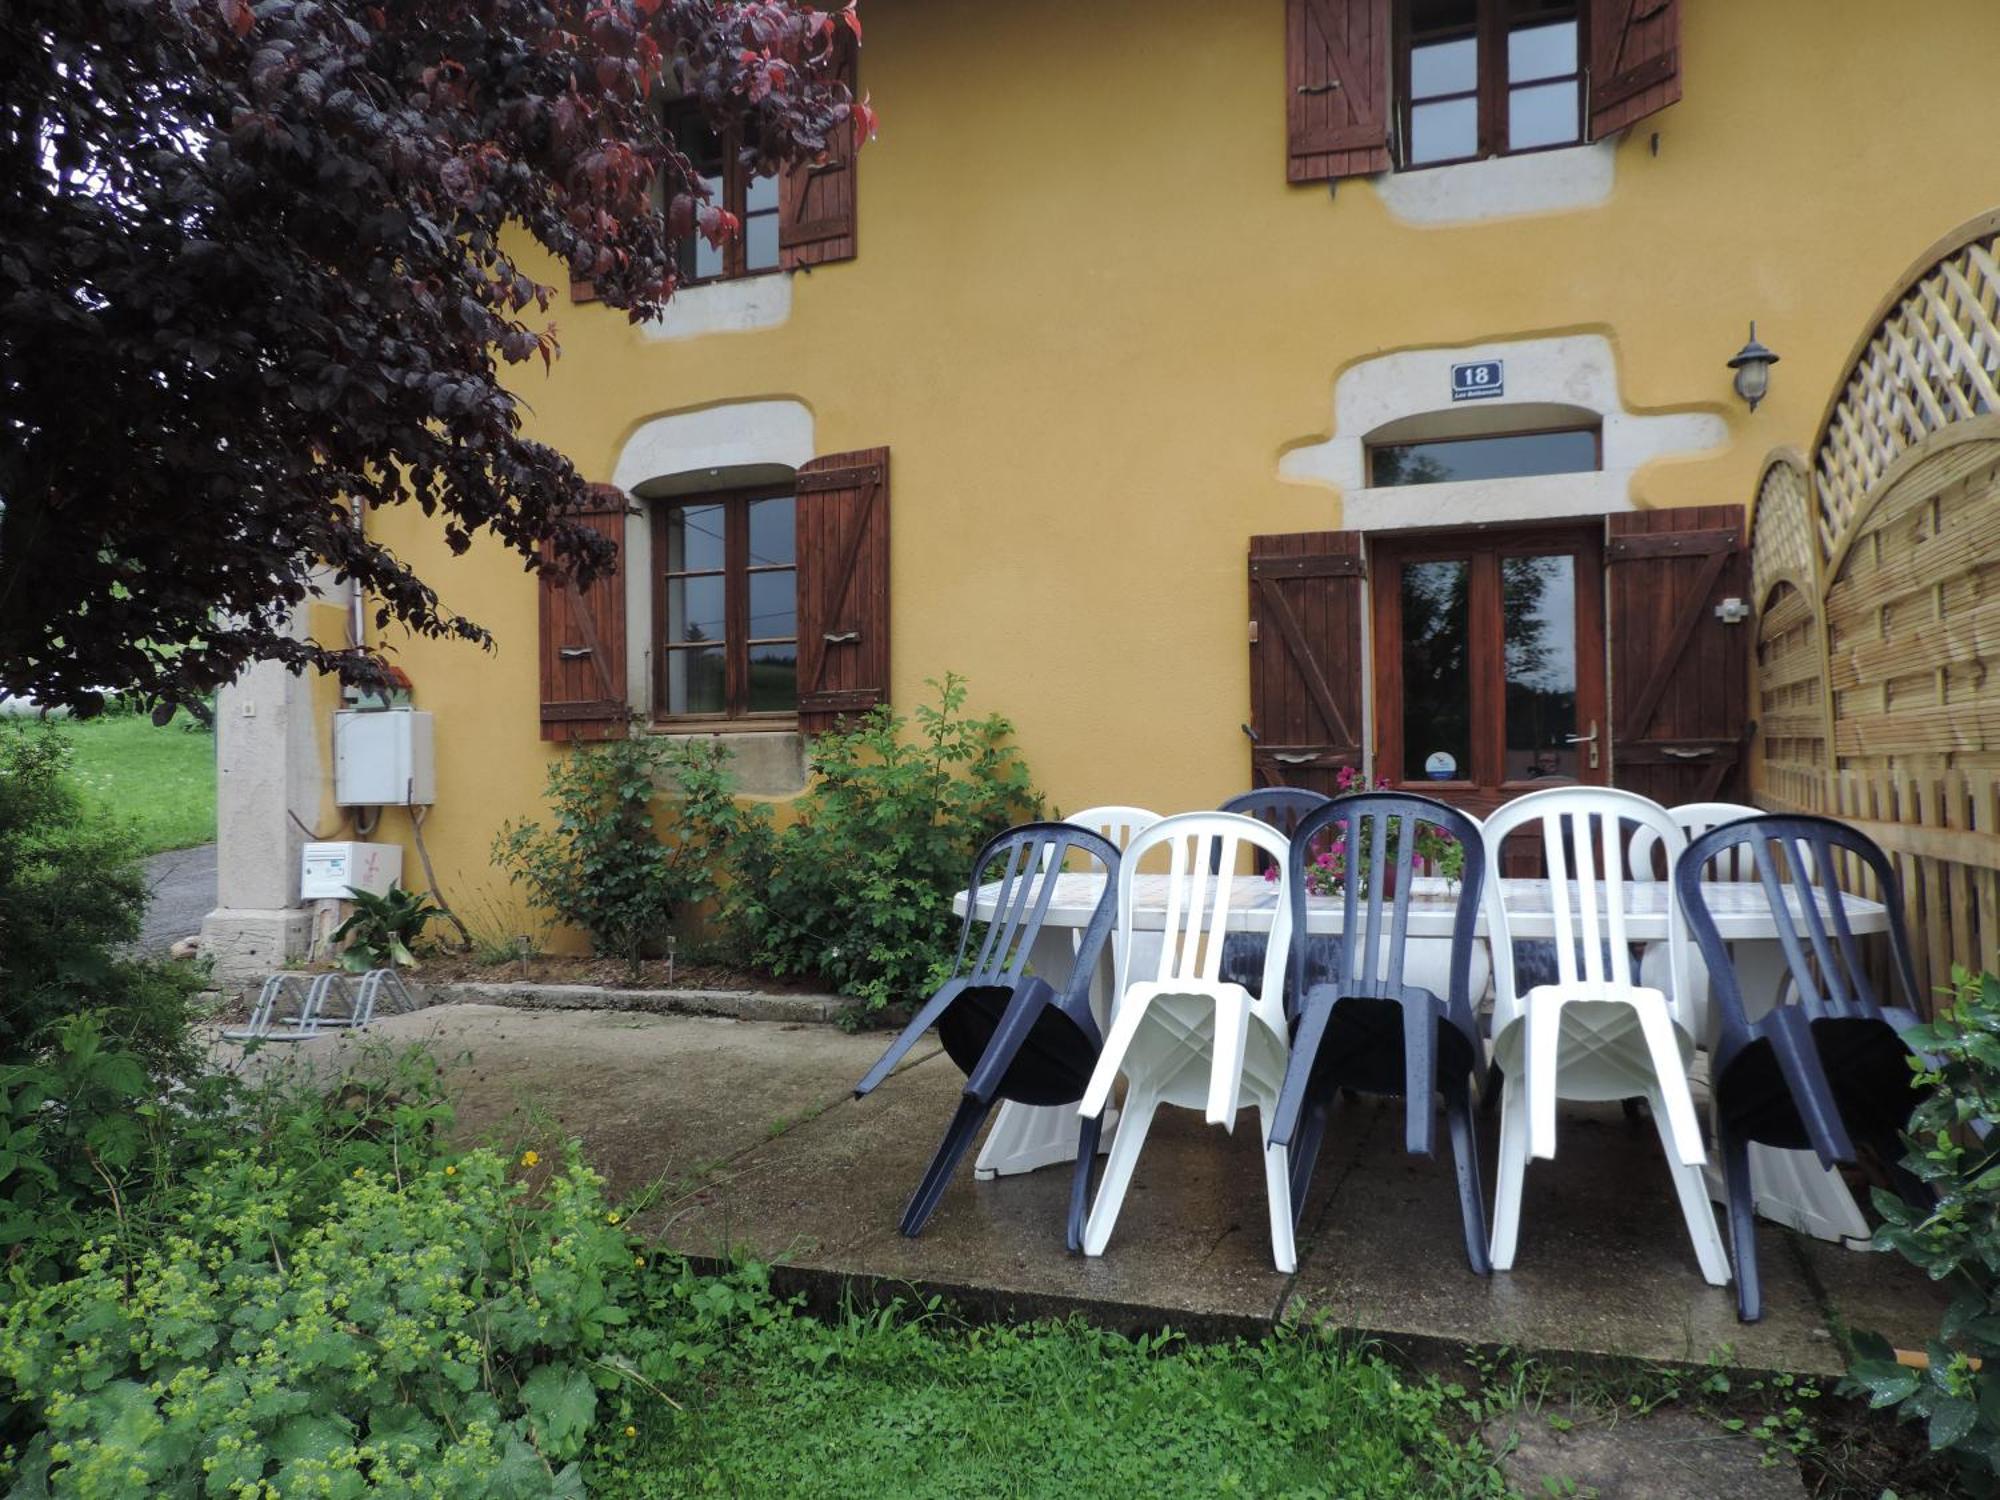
1629,802 -> 1767,1038
1056,805 -> 1161,857
1481,786 -> 1729,1285
1077,812 -> 1298,1271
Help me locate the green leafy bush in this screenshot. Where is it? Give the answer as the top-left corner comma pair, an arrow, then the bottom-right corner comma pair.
331,883 -> 441,971
684,674 -> 1042,1015
0,1145 -> 656,1497
493,732 -> 734,972
1846,964 -> 2000,1480
0,725 -> 200,1078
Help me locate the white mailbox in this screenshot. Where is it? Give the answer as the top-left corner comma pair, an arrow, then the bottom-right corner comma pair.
301,841 -> 403,900
333,709 -> 436,806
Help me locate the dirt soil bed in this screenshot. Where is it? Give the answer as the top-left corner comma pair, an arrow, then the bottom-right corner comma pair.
358,951 -> 832,995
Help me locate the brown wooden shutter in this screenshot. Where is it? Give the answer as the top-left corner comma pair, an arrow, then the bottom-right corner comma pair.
795,448 -> 888,733
1247,532 -> 1366,794
780,36 -> 859,270
1286,0 -> 1392,184
1587,0 -> 1682,139
1607,506 -> 1751,804
538,485 -> 629,742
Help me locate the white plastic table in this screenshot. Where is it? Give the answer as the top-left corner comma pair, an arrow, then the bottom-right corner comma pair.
954,872 -> 1887,1245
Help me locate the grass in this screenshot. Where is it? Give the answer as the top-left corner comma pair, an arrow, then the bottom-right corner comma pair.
57,709 -> 215,855
589,1307 -> 1510,1499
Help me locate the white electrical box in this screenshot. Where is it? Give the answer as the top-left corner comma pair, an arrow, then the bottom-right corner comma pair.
301,841 -> 403,900
333,709 -> 436,806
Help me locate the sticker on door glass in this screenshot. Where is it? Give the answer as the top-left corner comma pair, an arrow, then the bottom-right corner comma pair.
1424,751 -> 1458,781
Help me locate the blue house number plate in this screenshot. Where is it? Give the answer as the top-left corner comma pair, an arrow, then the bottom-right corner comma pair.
1451,359 -> 1504,402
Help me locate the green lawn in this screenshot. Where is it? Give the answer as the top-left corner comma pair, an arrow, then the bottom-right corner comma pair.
592,1310 -> 1508,1499
58,710 -> 216,855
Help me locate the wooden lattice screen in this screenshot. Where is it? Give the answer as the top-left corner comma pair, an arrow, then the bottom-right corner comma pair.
1749,211 -> 2000,1005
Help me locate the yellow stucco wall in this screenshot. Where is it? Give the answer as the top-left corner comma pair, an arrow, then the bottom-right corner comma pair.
350,0 -> 2000,935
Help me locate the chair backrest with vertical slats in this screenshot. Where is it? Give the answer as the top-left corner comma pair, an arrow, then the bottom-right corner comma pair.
1216,787 -> 1330,873
1119,812 -> 1292,1028
1286,791 -> 1486,1009
1481,786 -> 1693,1029
1678,813 -> 1920,1040
1042,805 -> 1161,870
1628,802 -> 1764,881
954,822 -> 1120,996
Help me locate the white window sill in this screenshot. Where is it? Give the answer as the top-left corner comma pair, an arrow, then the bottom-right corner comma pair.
641,273 -> 792,343
1375,142 -> 1615,227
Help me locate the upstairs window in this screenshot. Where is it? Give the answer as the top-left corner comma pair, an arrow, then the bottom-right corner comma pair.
669,103 -> 781,285
1402,0 -> 1583,168
1285,0 -> 1681,188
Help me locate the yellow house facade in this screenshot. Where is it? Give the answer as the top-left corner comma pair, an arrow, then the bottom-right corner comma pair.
203,0 -> 2000,968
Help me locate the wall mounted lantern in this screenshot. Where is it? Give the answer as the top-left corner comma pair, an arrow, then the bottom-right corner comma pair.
1727,322 -> 1780,412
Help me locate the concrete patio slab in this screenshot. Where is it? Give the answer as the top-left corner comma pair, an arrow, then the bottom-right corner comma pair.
219,1004 -> 1952,1375
1284,1098 -> 1849,1373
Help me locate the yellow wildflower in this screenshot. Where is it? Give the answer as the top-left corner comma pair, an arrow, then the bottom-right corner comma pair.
606,1212 -> 621,1225
624,1426 -> 637,1439
520,1150 -> 540,1168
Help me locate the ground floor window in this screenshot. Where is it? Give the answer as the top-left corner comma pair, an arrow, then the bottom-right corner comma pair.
654,487 -> 798,722
1370,523 -> 1603,813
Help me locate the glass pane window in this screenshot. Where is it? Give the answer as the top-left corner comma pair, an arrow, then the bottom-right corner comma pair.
1369,428 -> 1598,487
655,489 -> 800,720
1400,560 -> 1474,781
1502,554 -> 1579,780
1507,19 -> 1577,82
667,102 -> 776,282
1400,0 -> 1582,166
1508,79 -> 1580,151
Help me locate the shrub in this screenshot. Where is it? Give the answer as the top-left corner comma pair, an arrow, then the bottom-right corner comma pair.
684,674 -> 1041,1016
1845,964 -> 2000,1481
0,1145 -> 655,1497
493,732 -> 733,972
0,725 -> 199,1078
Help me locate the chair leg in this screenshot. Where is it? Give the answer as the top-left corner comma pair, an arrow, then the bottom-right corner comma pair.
1082,1084 -> 1160,1257
1288,1095 -> 1331,1226
1631,997 -> 1707,1168
1524,994 -> 1567,1160
1445,1081 -> 1491,1276
1065,1110 -> 1103,1254
1258,1100 -> 1297,1274
1080,991 -> 1157,1118
900,1095 -> 994,1238
1271,997 -> 1336,1148
1207,993 -> 1251,1127
1718,1117 -> 1761,1322
1401,1001 -> 1438,1157
1490,1073 -> 1531,1271
1646,1086 -> 1731,1287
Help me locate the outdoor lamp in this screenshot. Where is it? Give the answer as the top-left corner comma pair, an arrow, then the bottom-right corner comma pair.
1727,322 -> 1780,412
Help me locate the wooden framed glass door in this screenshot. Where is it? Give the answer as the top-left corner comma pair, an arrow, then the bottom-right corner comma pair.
1370,523 -> 1606,818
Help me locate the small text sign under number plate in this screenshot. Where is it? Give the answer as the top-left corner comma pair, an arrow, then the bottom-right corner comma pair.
1451,359 -> 1504,402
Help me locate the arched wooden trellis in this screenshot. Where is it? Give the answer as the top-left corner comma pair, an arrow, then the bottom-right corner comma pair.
1749,209 -> 2000,1001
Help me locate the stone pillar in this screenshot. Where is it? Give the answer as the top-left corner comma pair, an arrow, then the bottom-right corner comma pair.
200,643 -> 324,982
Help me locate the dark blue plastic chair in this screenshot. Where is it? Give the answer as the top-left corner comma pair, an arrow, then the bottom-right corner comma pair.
1216,786 -> 1334,1004
854,822 -> 1120,1251
1267,792 -> 1491,1272
1678,814 -> 1928,1321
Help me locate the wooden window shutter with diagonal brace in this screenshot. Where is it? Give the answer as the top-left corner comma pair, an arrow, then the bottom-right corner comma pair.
1607,506 -> 1751,803
1286,0 -> 1392,184
779,32 -> 860,270
795,448 -> 889,734
1587,0 -> 1681,140
1247,531 -> 1367,794
538,485 -> 630,742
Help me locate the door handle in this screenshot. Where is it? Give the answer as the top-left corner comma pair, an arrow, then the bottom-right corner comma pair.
1563,720 -> 1600,770
1662,746 -> 1714,760
1272,752 -> 1318,765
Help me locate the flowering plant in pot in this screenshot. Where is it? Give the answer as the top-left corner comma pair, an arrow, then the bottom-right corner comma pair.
1269,767 -> 1467,897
